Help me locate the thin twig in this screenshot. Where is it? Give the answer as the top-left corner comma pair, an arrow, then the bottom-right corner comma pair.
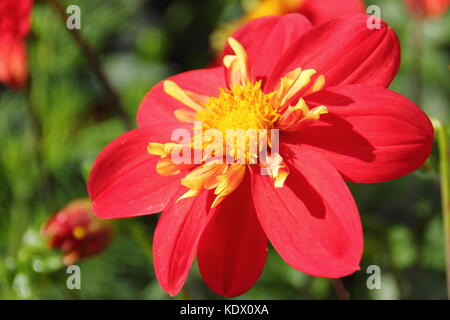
47,0 -> 132,130
431,119 -> 450,299
331,278 -> 349,300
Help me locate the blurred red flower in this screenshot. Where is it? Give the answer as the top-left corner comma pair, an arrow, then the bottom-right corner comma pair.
245,0 -> 365,24
211,0 -> 365,54
88,14 -> 434,297
43,199 -> 113,265
0,0 -> 33,89
405,0 -> 449,17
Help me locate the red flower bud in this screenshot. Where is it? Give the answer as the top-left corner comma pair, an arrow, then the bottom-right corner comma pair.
43,199 -> 113,265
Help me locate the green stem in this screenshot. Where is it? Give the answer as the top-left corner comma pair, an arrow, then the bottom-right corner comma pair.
331,278 -> 349,300
431,119 -> 450,299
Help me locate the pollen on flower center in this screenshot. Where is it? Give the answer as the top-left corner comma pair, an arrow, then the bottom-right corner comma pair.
195,81 -> 280,134
192,81 -> 281,166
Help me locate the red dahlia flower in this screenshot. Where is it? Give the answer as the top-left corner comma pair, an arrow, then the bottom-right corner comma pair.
245,0 -> 365,25
405,0 -> 449,18
0,0 -> 33,89
211,0 -> 364,53
43,199 -> 113,265
88,14 -> 434,297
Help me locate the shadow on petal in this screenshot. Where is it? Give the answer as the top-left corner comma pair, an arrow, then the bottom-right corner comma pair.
283,112 -> 376,164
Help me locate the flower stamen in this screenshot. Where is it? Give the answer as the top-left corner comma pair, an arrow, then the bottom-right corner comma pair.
223,37 -> 253,86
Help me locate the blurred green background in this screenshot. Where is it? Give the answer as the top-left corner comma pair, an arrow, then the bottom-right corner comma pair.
0,0 -> 449,299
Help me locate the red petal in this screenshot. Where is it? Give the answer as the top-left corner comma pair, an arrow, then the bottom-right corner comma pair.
266,14 -> 400,91
197,174 -> 267,297
285,84 -> 434,183
222,14 -> 312,84
251,146 -> 363,278
88,124 -> 190,219
137,67 -> 226,127
299,0 -> 365,25
153,189 -> 213,296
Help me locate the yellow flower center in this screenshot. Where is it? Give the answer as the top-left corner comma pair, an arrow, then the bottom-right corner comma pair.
195,81 -> 280,134
193,81 -> 281,164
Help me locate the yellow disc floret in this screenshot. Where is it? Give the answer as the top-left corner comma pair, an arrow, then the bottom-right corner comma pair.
195,81 -> 280,133
194,81 -> 281,164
